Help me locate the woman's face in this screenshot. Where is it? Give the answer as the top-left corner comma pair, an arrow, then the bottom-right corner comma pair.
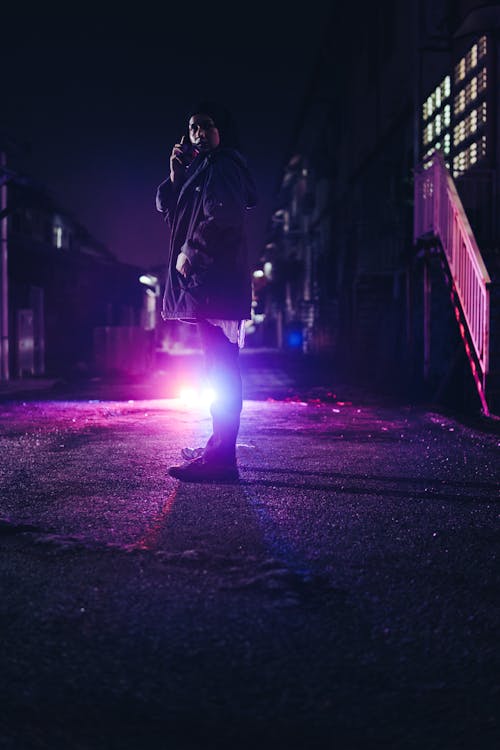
188,113 -> 220,151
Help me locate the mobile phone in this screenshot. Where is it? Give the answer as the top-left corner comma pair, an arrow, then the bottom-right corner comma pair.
180,136 -> 193,166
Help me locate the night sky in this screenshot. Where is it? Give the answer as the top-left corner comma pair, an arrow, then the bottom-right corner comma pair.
2,2 -> 333,271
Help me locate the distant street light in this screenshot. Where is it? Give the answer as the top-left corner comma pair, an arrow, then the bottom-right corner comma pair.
139,274 -> 159,288
139,274 -> 160,333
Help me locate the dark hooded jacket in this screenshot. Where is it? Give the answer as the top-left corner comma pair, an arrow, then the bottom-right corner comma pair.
156,146 -> 257,321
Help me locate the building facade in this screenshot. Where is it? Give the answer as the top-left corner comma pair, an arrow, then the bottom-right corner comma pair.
261,0 -> 500,413
1,158 -> 151,380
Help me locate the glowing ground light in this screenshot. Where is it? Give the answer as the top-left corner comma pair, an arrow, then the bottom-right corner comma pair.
178,387 -> 216,408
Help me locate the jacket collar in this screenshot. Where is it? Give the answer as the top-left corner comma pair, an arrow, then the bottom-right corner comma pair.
178,151 -> 213,201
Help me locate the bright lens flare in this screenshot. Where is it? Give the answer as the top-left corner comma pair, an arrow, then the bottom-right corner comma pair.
202,388 -> 216,406
179,387 -> 197,405
178,387 -> 216,407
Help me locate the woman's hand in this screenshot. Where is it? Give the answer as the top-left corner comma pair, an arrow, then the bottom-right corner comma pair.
170,135 -> 189,183
175,251 -> 191,278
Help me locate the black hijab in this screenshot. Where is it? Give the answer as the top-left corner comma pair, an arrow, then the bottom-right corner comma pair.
187,100 -> 241,150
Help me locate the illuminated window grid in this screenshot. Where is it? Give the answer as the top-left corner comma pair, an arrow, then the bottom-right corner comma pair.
422,75 -> 452,166
423,104 -> 452,146
422,147 -> 434,170
454,35 -> 487,84
422,75 -> 451,122
453,103 -> 487,147
422,144 -> 451,171
454,68 -> 487,116
452,136 -> 487,178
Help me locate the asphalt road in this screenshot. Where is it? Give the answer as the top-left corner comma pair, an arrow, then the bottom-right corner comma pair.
0,362 -> 499,749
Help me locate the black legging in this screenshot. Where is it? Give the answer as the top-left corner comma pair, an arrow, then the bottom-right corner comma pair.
197,320 -> 242,463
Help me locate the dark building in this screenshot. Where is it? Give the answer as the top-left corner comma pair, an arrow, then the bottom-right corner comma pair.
260,0 -> 500,415
1,156 -> 152,380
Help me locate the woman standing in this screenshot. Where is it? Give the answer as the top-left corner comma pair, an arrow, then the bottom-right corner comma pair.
156,101 -> 257,482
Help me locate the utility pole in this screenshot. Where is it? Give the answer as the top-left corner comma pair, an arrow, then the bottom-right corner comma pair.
0,150 -> 9,380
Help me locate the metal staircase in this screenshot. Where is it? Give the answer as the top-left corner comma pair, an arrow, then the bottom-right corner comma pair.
413,151 -> 498,415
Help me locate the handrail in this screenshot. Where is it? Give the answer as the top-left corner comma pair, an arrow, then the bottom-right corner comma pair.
414,152 -> 491,381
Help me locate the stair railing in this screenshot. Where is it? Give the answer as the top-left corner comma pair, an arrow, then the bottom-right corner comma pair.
414,151 -> 491,406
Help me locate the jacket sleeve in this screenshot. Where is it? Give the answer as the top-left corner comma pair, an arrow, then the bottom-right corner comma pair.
155,178 -> 179,227
180,157 -> 245,265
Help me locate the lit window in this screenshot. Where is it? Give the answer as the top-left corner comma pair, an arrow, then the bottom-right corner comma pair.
455,57 -> 466,83
423,147 -> 435,170
470,44 -> 477,68
479,67 -> 487,90
470,110 -> 477,133
426,95 -> 433,118
454,90 -> 465,115
478,35 -> 487,59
